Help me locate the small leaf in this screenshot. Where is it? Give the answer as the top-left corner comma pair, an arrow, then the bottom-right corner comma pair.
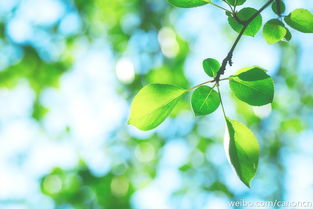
191,86 -> 220,116
226,0 -> 246,6
128,84 -> 186,131
228,8 -> 262,37
168,0 -> 208,8
202,58 -> 220,77
284,28 -> 292,41
271,1 -> 286,15
262,19 -> 287,44
225,11 -> 232,17
224,118 -> 260,187
284,9 -> 313,33
229,66 -> 274,106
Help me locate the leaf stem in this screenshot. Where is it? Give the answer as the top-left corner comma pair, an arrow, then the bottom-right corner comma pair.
187,79 -> 214,91
222,0 -> 235,13
187,76 -> 231,91
220,76 -> 231,81
234,0 -> 238,11
207,1 -> 231,13
216,84 -> 227,120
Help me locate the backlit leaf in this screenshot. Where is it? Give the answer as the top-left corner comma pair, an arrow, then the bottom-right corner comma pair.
229,66 -> 274,106
284,9 -> 313,33
128,84 -> 186,131
191,86 -> 220,116
224,118 -> 260,187
168,0 -> 208,8
262,19 -> 287,44
202,58 -> 220,77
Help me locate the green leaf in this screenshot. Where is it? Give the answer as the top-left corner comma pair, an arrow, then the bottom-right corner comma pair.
168,0 -> 208,8
284,28 -> 292,41
229,66 -> 274,106
225,11 -> 232,17
228,8 -> 262,37
262,19 -> 287,44
284,9 -> 313,33
191,86 -> 220,116
128,84 -> 186,131
271,1 -> 285,15
226,0 -> 246,6
225,118 -> 260,187
202,58 -> 220,77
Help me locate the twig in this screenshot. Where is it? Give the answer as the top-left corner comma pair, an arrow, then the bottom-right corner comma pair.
217,84 -> 227,120
222,0 -> 235,13
187,76 -> 231,91
214,0 -> 274,82
187,79 -> 214,91
234,0 -> 238,11
206,1 -> 231,13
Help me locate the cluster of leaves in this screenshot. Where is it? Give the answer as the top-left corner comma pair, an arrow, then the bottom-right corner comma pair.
128,65 -> 273,187
169,0 -> 313,41
129,0 -> 313,187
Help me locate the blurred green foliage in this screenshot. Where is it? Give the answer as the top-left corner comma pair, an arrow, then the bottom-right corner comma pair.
0,0 -> 312,209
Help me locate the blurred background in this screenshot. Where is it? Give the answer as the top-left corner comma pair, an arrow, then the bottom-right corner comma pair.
0,0 -> 312,208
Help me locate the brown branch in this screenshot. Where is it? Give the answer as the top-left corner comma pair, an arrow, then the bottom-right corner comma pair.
214,0 -> 274,82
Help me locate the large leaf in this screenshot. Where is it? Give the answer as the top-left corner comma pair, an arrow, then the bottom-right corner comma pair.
128,84 -> 186,131
226,0 -> 246,6
202,58 -> 220,77
228,8 -> 262,37
191,86 -> 220,116
168,0 -> 208,8
224,118 -> 260,187
229,66 -> 274,106
284,9 -> 313,33
262,19 -> 287,44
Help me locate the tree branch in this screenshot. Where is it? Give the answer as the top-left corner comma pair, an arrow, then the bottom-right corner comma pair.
214,0 -> 274,82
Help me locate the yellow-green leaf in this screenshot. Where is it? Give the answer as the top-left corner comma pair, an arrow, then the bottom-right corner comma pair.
284,9 -> 313,33
225,118 -> 260,187
168,0 -> 208,8
262,19 -> 287,44
191,86 -> 220,116
128,84 -> 186,131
